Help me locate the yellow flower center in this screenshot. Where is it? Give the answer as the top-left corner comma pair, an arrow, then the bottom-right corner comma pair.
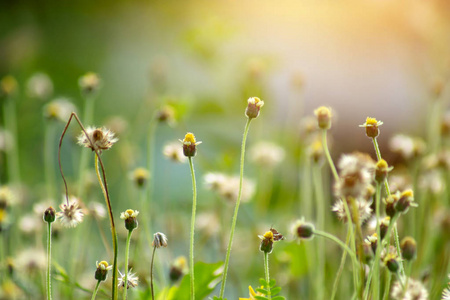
184,133 -> 196,144
98,261 -> 109,269
263,231 -> 274,240
401,190 -> 414,198
126,209 -> 134,216
365,117 -> 378,126
376,159 -> 388,169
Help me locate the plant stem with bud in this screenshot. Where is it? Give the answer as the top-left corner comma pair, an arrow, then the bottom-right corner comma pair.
188,156 -> 197,300
46,222 -> 52,300
264,252 -> 271,300
150,246 -> 157,300
219,118 -> 252,298
91,281 -> 101,300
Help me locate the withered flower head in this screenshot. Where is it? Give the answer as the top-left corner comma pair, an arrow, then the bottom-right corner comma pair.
57,197 -> 84,228
152,232 -> 168,248
77,126 -> 118,153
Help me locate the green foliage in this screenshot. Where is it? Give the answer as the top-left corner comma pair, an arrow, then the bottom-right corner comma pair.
164,261 -> 223,300
253,278 -> 285,300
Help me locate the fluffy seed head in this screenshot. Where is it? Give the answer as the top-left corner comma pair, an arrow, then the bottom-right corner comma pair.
26,73 -> 53,100
391,278 -> 428,300
57,198 -> 84,228
77,127 -> 118,153
43,98 -> 76,122
163,142 -> 187,163
118,270 -> 139,289
332,198 -> 372,224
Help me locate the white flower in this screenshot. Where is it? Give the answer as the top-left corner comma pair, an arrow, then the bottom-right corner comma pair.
57,197 -> 84,228
88,202 -> 106,219
15,249 -> 46,273
391,278 -> 428,300
26,73 -> 53,100
120,209 -> 139,220
163,142 -> 187,163
77,127 -> 118,152
249,141 -> 285,168
43,98 -> 76,122
332,198 -> 372,224
118,270 -> 139,289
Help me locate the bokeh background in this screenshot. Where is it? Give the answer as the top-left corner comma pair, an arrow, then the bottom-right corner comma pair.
1,0 -> 450,299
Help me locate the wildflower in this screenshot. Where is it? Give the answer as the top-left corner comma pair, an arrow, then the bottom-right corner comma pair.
291,218 -> 315,240
389,134 -> 425,160
105,116 -> 128,135
299,116 -> 318,140
249,141 -> 285,168
391,278 -> 428,300
389,173 -> 412,194
239,285 -> 264,300
130,167 -> 150,188
395,189 -> 417,214
0,75 -> 18,97
258,228 -> 284,254
179,132 -> 202,157
169,256 -> 188,282
205,173 -> 256,203
400,236 -> 417,261
152,232 -> 168,248
335,152 -> 375,199
419,170 -> 444,195
77,126 -> 118,153
26,73 -> 53,100
375,159 -> 393,184
79,72 -> 101,95
332,198 -> 372,224
88,202 -> 106,219
43,98 -> 76,122
95,261 -> 112,282
15,249 -> 46,273
364,233 -> 378,254
245,97 -> 264,119
163,142 -> 187,163
156,105 -> 176,125
120,209 -> 139,231
359,117 -> 383,138
314,106 -> 332,130
385,193 -> 399,218
118,270 -> 139,289
196,212 -> 220,237
384,252 -> 400,273
57,197 -> 84,228
379,217 -> 390,240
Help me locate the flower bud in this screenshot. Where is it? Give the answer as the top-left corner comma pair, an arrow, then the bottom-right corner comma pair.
79,72 -> 101,96
131,168 -> 149,188
95,261 -> 112,282
259,231 -> 274,254
43,207 -> 56,223
180,132 -> 202,157
375,159 -> 392,184
380,217 -> 390,241
156,105 -> 176,125
292,218 -> 315,240
400,236 -> 417,261
385,194 -> 398,218
384,254 -> 400,273
120,209 -> 139,231
169,256 -> 187,282
395,189 -> 415,214
365,233 -> 378,254
245,97 -> 264,119
360,117 -> 383,138
314,106 -> 332,130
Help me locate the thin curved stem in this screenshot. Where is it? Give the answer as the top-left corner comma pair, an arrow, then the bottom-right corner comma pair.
264,252 -> 271,300
123,230 -> 132,300
150,246 -> 157,300
91,281 -> 101,300
219,118 -> 252,298
322,129 -> 338,181
313,230 -> 358,267
331,229 -> 351,300
188,157 -> 197,300
46,222 -> 52,300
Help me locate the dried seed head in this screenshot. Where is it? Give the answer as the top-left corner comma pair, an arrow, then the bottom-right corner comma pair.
95,261 -> 112,282
79,72 -> 101,96
120,209 -> 139,232
249,141 -> 285,168
0,75 -> 18,97
291,218 -> 315,240
391,278 -> 428,300
131,168 -> 150,188
245,97 -> 264,119
332,198 -> 372,224
57,197 -> 84,228
375,159 -> 393,184
400,236 -> 417,261
118,270 -> 139,289
152,232 -> 168,248
77,127 -> 118,153
314,106 -> 332,130
43,207 -> 56,223
359,117 -> 383,138
179,132 -> 202,157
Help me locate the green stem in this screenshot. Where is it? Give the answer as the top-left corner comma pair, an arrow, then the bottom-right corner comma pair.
382,272 -> 391,300
188,157 -> 197,300
77,96 -> 95,199
123,230 -> 133,300
322,129 -> 338,181
312,164 -> 325,300
150,246 -> 157,300
343,199 -> 359,294
264,252 -> 271,300
46,222 -> 52,300
219,118 -> 252,298
91,281 -> 101,300
331,229 -> 350,300
95,154 -> 118,300
3,96 -> 21,183
44,122 -> 57,199
147,115 -> 157,217
313,230 -> 358,268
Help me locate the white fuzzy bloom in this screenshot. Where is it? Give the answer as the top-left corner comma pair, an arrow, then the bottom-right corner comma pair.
15,249 -> 46,273
391,278 -> 428,300
152,232 -> 168,248
57,197 -> 84,228
43,98 -> 76,122
204,172 -> 256,203
19,214 -> 42,234
332,198 -> 372,224
89,202 -> 107,219
26,73 -> 53,100
249,141 -> 285,168
389,134 -> 415,159
77,126 -> 118,152
118,270 -> 139,289
163,141 -> 187,163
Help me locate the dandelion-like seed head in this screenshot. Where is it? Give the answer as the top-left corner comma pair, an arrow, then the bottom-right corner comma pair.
120,209 -> 139,231
179,132 -> 201,157
152,232 -> 168,248
314,106 -> 332,130
57,197 -> 84,228
335,153 -> 375,199
245,97 -> 264,119
95,260 -> 112,282
249,141 -> 285,168
77,126 -> 118,153
391,278 -> 428,300
118,270 -> 139,289
332,198 -> 372,224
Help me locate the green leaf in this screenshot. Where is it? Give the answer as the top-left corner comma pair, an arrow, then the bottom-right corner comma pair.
271,296 -> 286,300
259,278 -> 267,287
269,279 -> 276,287
271,287 -> 281,295
255,287 -> 268,295
166,261 -> 223,300
254,296 -> 269,300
